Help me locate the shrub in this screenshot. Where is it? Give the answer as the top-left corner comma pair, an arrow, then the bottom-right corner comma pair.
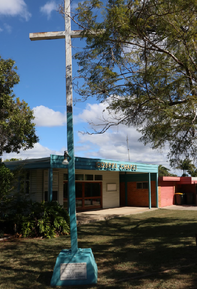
0,163 -> 14,202
1,199 -> 70,238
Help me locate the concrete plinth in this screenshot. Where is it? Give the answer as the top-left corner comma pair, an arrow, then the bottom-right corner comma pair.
50,248 -> 97,286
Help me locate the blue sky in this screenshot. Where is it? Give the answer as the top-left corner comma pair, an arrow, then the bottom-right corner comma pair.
0,0 -> 173,171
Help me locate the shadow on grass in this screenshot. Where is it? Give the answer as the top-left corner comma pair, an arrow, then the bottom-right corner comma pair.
76,209 -> 197,288
0,209 -> 197,288
0,237 -> 70,289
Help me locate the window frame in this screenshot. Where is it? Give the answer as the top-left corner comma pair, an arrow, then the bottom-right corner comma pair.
136,182 -> 149,189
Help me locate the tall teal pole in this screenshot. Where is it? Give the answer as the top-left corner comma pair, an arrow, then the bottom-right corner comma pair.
65,0 -> 78,254
30,2 -> 97,285
156,172 -> 158,208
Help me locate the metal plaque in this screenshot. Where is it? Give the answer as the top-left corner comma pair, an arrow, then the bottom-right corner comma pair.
60,263 -> 87,280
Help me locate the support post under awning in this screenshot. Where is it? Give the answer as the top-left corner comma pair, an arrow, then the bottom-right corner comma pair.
148,173 -> 151,209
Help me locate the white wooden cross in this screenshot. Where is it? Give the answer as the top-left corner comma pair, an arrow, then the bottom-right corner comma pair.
30,3 -> 99,285
30,0 -> 81,254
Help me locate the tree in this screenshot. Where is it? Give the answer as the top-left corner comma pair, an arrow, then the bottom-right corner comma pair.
4,158 -> 22,162
62,0 -> 197,162
188,168 -> 197,177
172,158 -> 196,177
0,163 -> 14,201
0,56 -> 38,156
158,164 -> 177,177
158,165 -> 170,177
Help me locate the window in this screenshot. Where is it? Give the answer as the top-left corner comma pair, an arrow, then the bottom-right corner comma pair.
95,175 -> 102,180
137,183 -> 142,189
76,199 -> 83,208
63,173 -> 102,210
52,191 -> 58,201
64,174 -> 102,181
85,183 -> 101,197
76,182 -> 83,198
64,182 -> 83,198
63,182 -> 68,199
85,174 -> 93,180
137,182 -> 149,189
84,198 -> 101,207
63,181 -> 102,210
75,174 -> 84,181
63,173 -> 68,180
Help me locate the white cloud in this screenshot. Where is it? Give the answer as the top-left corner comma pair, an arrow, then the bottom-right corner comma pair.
2,101 -> 176,174
76,100 -> 171,167
0,0 -> 31,21
40,1 -> 57,18
77,100 -> 122,131
33,105 -> 66,127
2,143 -> 65,161
77,127 -> 168,165
78,102 -> 107,124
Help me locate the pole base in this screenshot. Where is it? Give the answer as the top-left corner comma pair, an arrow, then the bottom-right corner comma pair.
50,248 -> 98,286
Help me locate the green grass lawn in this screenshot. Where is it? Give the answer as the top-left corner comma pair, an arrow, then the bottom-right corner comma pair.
0,209 -> 197,289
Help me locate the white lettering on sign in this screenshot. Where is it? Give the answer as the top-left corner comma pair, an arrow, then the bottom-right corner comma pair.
96,162 -> 137,171
60,263 -> 87,280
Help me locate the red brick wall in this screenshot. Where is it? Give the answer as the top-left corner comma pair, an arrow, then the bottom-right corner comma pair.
120,181 -> 157,207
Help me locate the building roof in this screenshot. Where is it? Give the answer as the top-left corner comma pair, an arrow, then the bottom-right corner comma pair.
5,154 -> 158,173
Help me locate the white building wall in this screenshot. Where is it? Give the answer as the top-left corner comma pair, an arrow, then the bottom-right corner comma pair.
29,168 -> 120,209
30,169 -> 43,202
102,171 -> 120,209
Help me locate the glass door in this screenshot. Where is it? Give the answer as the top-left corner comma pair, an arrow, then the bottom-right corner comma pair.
63,181 -> 102,211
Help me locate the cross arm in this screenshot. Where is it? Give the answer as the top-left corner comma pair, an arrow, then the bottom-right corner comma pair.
29,30 -> 83,41
29,29 -> 105,41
